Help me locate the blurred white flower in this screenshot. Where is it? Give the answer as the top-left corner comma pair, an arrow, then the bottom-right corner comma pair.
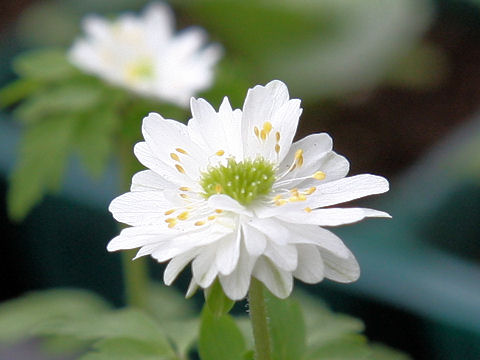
69,3 -> 222,106
107,80 -> 390,300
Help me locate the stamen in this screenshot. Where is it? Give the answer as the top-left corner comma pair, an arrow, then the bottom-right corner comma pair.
215,209 -> 223,214
304,207 -> 312,213
275,144 -> 280,154
175,164 -> 186,174
305,187 -> 316,195
254,126 -> 260,138
215,184 -> 223,194
177,211 -> 189,220
168,219 -> 177,228
312,171 -> 326,180
263,122 -> 272,135
165,217 -> 176,223
273,194 -> 282,201
260,129 -> 267,141
194,221 -> 205,226
275,199 -> 288,206
216,150 -> 225,156
170,153 -> 180,161
180,194 -> 189,199
275,131 -> 281,142
208,215 -> 216,221
164,209 -> 175,215
179,187 -> 190,191
176,148 -> 188,155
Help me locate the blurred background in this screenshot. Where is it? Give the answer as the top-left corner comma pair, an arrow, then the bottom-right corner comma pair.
0,0 -> 479,359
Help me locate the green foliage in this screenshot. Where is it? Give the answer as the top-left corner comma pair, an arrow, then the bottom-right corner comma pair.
0,289 -> 109,344
198,305 -> 246,360
264,290 -> 306,360
204,279 -> 235,317
13,49 -> 76,80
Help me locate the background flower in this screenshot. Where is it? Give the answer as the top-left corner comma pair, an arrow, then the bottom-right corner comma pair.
69,2 -> 222,106
108,80 -> 390,300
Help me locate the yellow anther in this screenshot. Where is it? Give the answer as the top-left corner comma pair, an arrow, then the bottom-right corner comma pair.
215,209 -> 223,214
297,156 -> 304,167
294,149 -> 303,160
179,187 -> 190,192
312,171 -> 326,180
175,164 -> 185,174
176,148 -> 188,154
216,150 -> 225,156
170,153 -> 180,161
275,144 -> 280,154
275,131 -> 281,142
164,209 -> 175,215
263,122 -> 272,135
177,211 -> 189,220
290,188 -> 298,193
215,184 -> 223,194
165,217 -> 176,223
254,126 -> 260,138
194,221 -> 205,226
168,220 -> 177,228
260,129 -> 267,141
273,194 -> 282,201
208,215 -> 216,221
304,207 -> 312,213
289,194 -> 307,202
180,194 -> 189,199
304,187 -> 316,195
275,199 -> 288,206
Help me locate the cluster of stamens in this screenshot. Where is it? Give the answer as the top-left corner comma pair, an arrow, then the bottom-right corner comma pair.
164,207 -> 224,229
254,122 -> 281,155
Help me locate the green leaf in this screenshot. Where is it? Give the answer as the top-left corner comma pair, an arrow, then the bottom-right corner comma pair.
7,114 -> 77,221
14,82 -> 104,123
264,290 -> 306,360
204,279 -> 235,317
0,289 -> 109,344
79,338 -> 176,360
198,305 -> 246,360
0,78 -> 40,108
306,335 -> 370,360
13,49 -> 76,80
74,104 -> 118,176
36,309 -> 170,345
148,282 -> 197,321
161,319 -> 199,358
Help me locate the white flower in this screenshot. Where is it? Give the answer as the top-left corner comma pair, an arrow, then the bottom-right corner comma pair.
68,3 -> 222,106
108,80 -> 390,300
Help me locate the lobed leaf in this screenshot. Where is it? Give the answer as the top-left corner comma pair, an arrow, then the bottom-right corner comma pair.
198,305 -> 246,360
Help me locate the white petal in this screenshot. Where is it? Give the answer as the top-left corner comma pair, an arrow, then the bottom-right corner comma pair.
247,218 -> 290,245
131,170 -> 176,191
192,246 -> 218,288
277,208 -> 391,226
242,224 -> 267,256
109,191 -> 173,226
164,249 -> 198,285
263,242 -> 298,272
281,223 -> 351,259
307,174 -> 390,208
320,247 -> 360,283
208,195 -> 252,216
293,245 -> 324,284
142,113 -> 208,179
186,278 -> 199,298
215,229 -> 241,276
253,257 -> 293,299
107,226 -> 173,252
219,243 -> 256,300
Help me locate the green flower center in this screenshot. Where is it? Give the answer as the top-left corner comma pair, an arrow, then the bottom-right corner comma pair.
200,158 -> 276,206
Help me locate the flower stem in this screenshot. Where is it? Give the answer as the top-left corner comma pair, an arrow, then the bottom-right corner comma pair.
121,249 -> 149,310
248,278 -> 272,360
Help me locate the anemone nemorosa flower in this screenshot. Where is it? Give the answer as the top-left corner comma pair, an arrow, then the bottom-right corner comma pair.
69,2 -> 222,106
108,80 -> 390,300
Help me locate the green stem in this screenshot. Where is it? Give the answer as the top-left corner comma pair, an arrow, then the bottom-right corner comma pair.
248,278 -> 272,360
121,249 -> 149,310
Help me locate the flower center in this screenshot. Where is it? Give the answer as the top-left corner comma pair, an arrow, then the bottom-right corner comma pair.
125,58 -> 154,81
200,158 -> 276,206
